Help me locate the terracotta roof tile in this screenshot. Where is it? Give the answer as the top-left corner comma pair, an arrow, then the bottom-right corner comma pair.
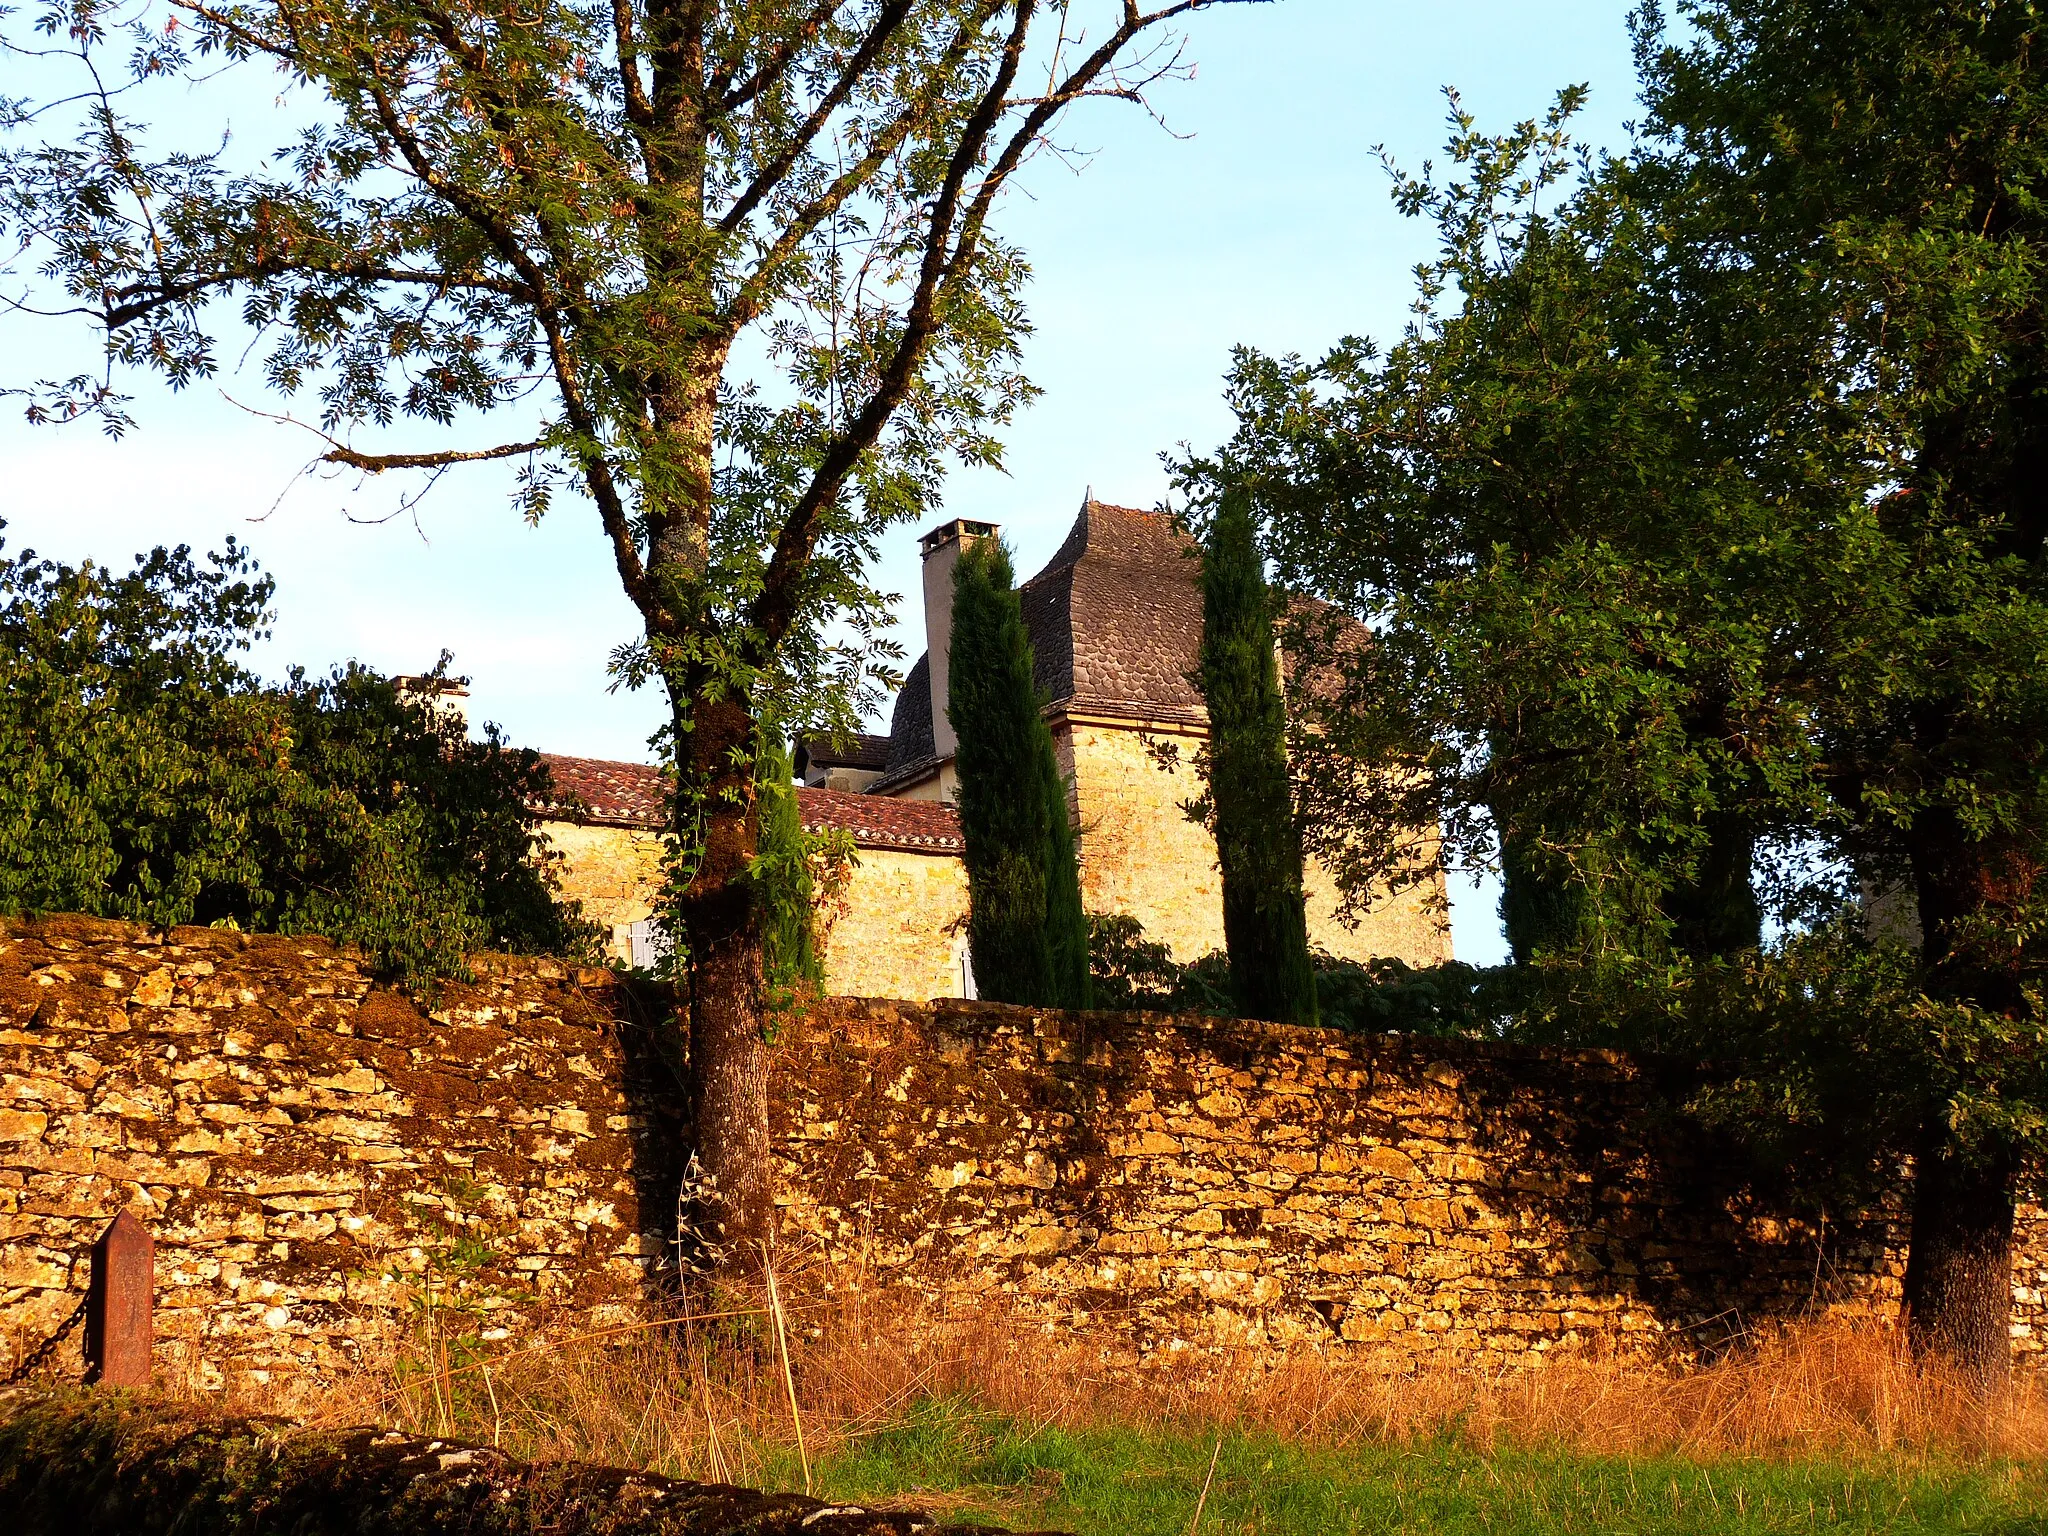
533,752 -> 961,854
535,753 -> 670,829
798,786 -> 962,853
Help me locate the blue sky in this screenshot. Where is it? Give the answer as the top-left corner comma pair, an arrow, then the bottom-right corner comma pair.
0,0 -> 1646,963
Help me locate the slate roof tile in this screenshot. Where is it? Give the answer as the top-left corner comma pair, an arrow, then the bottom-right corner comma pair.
880,499 -> 1208,791
1020,500 -> 1206,723
794,732 -> 893,776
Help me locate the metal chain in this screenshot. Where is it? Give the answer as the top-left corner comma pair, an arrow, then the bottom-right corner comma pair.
4,1291 -> 88,1386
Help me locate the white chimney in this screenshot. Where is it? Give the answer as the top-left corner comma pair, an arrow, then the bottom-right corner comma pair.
919,518 -> 998,759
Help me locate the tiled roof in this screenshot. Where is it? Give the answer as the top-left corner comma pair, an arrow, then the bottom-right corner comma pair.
532,752 -> 961,854
794,732 -> 893,775
535,753 -> 670,829
876,500 -> 1209,791
1019,500 -> 1207,724
798,786 -> 963,853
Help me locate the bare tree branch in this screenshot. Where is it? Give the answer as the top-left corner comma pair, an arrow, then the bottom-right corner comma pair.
747,0 -> 1264,653
322,439 -> 544,471
725,6 -> 995,324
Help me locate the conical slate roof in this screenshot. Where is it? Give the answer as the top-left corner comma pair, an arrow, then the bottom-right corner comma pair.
876,500 -> 1206,791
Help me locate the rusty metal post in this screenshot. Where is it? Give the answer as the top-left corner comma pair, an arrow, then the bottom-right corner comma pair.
86,1209 -> 154,1387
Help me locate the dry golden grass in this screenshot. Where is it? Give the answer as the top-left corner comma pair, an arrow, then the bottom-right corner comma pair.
300,1265 -> 2048,1483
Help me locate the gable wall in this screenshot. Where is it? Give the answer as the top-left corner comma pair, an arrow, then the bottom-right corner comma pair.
536,820 -> 664,966
1066,720 -> 1451,968
815,847 -> 970,1000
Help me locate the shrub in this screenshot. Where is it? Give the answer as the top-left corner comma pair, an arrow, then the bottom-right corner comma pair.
0,530 -> 595,985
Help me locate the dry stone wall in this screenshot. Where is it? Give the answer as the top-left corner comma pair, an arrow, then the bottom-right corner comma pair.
0,916 -> 684,1393
3,915 -> 2044,1392
774,999 -> 2048,1368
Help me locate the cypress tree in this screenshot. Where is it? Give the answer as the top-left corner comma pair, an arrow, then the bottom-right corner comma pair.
948,538 -> 1089,1008
1196,490 -> 1318,1024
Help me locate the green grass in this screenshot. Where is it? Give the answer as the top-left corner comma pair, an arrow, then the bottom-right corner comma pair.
782,1400 -> 2048,1536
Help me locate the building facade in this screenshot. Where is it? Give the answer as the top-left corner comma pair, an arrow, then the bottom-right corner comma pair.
539,497 -> 1450,999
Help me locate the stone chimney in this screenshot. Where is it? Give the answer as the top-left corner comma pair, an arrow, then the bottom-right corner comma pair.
919,518 -> 998,759
392,672 -> 471,735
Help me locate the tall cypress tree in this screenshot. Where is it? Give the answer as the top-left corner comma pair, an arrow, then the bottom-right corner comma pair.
1196,490 -> 1318,1024
949,538 -> 1089,1009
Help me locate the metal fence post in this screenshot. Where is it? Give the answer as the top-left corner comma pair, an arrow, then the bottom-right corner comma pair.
86,1210 -> 154,1387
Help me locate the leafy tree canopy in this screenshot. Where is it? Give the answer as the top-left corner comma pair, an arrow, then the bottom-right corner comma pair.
0,0 -> 1260,1254
0,529 -> 596,984
1183,0 -> 2048,1384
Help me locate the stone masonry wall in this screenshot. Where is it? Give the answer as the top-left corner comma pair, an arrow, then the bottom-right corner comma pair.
4,916 -> 2044,1392
536,820 -> 665,966
815,848 -> 971,1001
1066,722 -> 1451,969
774,999 -> 2048,1368
0,916 -> 683,1393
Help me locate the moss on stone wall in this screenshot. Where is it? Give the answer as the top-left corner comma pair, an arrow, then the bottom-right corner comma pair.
0,1392 -> 1044,1535
5,914 -> 2044,1391
773,998 -> 2048,1369
0,914 -> 683,1395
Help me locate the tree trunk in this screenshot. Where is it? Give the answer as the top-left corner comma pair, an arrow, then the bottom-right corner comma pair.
1902,1126 -> 2015,1395
674,691 -> 774,1270
1900,804 -> 2026,1391
1665,809 -> 1761,961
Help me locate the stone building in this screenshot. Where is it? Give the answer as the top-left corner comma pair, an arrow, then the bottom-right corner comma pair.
533,757 -> 973,999
535,497 -> 1449,997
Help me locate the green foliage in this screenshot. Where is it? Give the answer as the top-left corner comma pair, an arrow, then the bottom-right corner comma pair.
748,734 -> 837,1013
0,0 -> 1257,1005
0,531 -> 594,987
1086,909 -> 1510,1038
1085,913 -> 1187,1010
1184,93 -> 1799,970
1181,7 -> 2048,1369
1311,955 -> 1519,1039
1189,0 -> 2048,1168
1187,490 -> 1317,1024
1040,723 -> 1093,1014
274,661 -> 602,973
1627,0 -> 2048,993
948,538 -> 1088,1010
